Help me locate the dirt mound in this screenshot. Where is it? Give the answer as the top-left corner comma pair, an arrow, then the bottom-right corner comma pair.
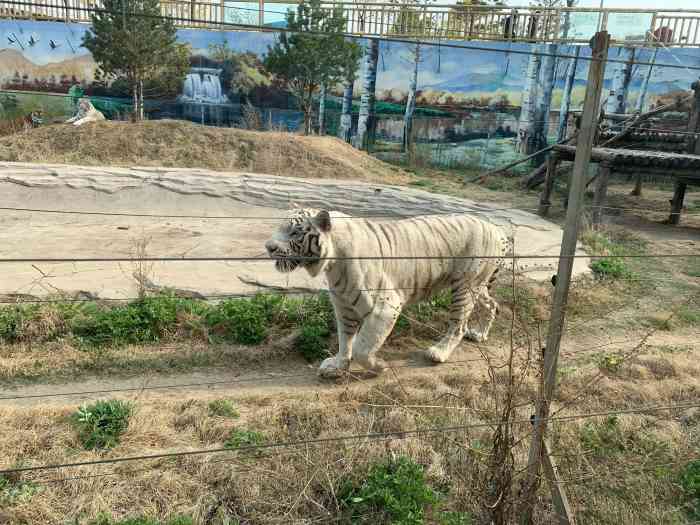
0,119 -> 409,183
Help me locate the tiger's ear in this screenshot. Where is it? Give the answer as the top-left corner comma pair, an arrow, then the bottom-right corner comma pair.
311,210 -> 332,233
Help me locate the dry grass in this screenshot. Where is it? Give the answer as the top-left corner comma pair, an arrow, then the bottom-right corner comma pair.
0,120 -> 410,184
1,345 -> 698,524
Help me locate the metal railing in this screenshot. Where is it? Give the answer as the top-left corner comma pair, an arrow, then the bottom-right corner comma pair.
2,1 -> 700,46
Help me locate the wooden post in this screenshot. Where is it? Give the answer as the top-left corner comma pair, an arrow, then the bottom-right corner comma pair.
592,162 -> 611,224
538,153 -> 559,216
630,173 -> 643,197
688,80 -> 700,155
542,439 -> 576,525
669,181 -> 687,225
518,30 -> 610,525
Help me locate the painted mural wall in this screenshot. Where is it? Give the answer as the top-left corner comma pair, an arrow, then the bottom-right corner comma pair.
1,19 -> 699,168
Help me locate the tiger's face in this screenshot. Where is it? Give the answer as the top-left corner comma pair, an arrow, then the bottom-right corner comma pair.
265,208 -> 333,277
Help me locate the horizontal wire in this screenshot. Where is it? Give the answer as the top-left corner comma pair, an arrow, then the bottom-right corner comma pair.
0,254 -> 695,263
1,400 -> 698,475
5,0 -> 700,71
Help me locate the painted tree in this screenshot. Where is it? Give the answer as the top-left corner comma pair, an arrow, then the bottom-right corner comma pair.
533,43 -> 557,158
605,47 -> 636,118
264,0 -> 360,135
401,43 -> 421,152
82,0 -> 189,121
518,51 -> 542,154
337,38 -> 362,143
355,38 -> 379,151
556,45 -> 579,142
635,47 -> 658,113
318,84 -> 326,134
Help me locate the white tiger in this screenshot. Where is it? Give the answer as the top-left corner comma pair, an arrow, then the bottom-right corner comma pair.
265,208 -> 511,379
65,98 -> 105,127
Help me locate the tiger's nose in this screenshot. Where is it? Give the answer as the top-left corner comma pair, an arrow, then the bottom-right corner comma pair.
265,240 -> 278,254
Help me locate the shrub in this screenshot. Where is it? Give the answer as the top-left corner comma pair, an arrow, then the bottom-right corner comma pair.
205,298 -> 269,345
71,399 -> 134,450
71,297 -> 198,346
295,321 -> 331,361
340,456 -> 439,524
590,257 -> 632,279
439,511 -> 472,525
208,399 -> 240,418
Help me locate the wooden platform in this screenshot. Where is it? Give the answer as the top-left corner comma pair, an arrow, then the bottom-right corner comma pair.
552,145 -> 700,181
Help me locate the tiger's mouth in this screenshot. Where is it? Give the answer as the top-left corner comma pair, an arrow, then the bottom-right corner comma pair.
274,258 -> 300,273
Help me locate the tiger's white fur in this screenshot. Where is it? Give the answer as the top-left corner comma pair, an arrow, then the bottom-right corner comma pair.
265,208 -> 510,378
65,98 -> 105,127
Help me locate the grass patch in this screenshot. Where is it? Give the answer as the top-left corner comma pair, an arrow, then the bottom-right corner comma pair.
71,399 -> 134,450
581,227 -> 648,282
579,416 -> 670,460
88,514 -> 194,525
340,456 -> 440,524
207,399 -> 240,419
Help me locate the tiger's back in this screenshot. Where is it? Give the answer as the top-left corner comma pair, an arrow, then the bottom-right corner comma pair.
324,213 -> 509,306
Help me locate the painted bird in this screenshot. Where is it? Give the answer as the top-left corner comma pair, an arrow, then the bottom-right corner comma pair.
49,39 -> 60,50
27,34 -> 39,47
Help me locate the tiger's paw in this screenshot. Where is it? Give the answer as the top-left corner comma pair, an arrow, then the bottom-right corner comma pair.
426,345 -> 449,363
318,356 -> 349,379
465,329 -> 487,343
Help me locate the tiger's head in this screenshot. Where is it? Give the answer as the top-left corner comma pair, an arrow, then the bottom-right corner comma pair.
265,208 -> 334,277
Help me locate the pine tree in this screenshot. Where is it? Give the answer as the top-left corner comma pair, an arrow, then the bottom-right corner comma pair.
82,0 -> 189,121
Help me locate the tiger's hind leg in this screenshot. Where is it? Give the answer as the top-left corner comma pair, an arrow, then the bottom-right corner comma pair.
426,280 -> 477,363
465,285 -> 498,343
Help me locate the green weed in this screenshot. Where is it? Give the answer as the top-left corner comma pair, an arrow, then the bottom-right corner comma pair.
596,353 -> 624,374
0,475 -> 41,505
71,399 -> 134,450
680,460 -> 700,519
207,399 -> 240,419
224,429 -> 266,450
340,456 -> 439,524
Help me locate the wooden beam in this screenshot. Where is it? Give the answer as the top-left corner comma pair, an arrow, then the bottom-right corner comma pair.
543,439 -> 576,525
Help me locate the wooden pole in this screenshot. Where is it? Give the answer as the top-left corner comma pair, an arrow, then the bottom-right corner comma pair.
518,30 -> 610,525
592,162 -> 611,224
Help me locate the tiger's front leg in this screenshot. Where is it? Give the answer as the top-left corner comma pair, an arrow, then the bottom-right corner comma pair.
318,298 -> 359,379
351,293 -> 402,375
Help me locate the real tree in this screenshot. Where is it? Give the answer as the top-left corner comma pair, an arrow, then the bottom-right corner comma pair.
82,0 -> 190,121
264,0 -> 361,135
